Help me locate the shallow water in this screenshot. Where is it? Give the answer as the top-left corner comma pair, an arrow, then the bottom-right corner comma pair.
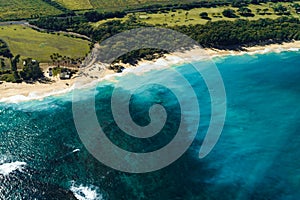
0,51 -> 300,199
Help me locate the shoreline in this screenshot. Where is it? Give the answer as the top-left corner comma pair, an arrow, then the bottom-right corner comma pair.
1,41 -> 300,103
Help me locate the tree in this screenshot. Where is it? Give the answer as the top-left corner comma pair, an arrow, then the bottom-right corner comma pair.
185,12 -> 189,19
263,8 -> 269,15
128,14 -> 137,23
0,39 -> 13,58
20,59 -> 44,81
84,11 -> 103,22
238,7 -> 254,17
232,0 -> 248,8
10,54 -> 20,72
200,12 -> 211,20
256,8 -> 261,14
292,3 -> 300,12
200,12 -> 208,18
8,55 -> 21,82
0,58 -> 5,71
273,4 -> 289,15
222,9 -> 238,18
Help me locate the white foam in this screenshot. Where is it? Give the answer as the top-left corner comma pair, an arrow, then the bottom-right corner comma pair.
288,47 -> 300,52
0,161 -> 26,176
246,47 -> 299,56
70,181 -> 103,200
0,85 -> 75,104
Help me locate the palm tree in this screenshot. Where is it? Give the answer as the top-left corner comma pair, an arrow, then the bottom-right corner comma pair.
185,12 -> 189,19
0,58 -> 5,72
10,54 -> 20,72
263,8 -> 269,15
256,8 -> 262,14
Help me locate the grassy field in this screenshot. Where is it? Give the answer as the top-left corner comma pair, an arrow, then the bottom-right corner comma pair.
90,0 -> 186,11
54,0 -> 93,10
91,1 -> 300,27
52,0 -> 197,11
135,1 -> 300,26
0,25 -> 90,62
0,0 -> 63,20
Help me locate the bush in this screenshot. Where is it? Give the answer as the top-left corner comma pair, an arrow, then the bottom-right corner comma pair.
232,0 -> 248,8
238,7 -> 255,17
0,74 -> 16,82
200,12 -> 211,20
222,9 -> 238,18
0,39 -> 13,58
20,60 -> 44,81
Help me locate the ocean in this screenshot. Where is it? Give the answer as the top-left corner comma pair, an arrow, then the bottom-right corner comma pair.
0,50 -> 299,199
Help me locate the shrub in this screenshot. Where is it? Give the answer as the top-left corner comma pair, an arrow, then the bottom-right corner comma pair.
222,9 -> 238,18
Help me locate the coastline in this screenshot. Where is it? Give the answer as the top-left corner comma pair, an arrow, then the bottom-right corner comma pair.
1,41 -> 299,103
0,63 -> 115,103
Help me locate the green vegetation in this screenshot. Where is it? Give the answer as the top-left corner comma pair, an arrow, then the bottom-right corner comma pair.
50,52 -> 83,67
32,14 -> 300,64
223,9 -> 238,18
0,0 -> 63,20
53,0 -> 298,13
0,57 -> 44,83
0,39 -> 13,58
176,17 -> 300,47
78,0 -> 188,11
10,55 -> 22,83
37,2 -> 300,30
0,25 -> 90,62
29,0 -> 300,65
1,0 -> 298,21
20,58 -> 43,81
88,1 -> 300,26
199,12 -> 211,20
54,0 -> 93,10
238,7 -> 255,17
0,25 -> 90,83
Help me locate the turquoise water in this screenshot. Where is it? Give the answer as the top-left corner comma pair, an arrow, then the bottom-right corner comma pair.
0,51 -> 300,199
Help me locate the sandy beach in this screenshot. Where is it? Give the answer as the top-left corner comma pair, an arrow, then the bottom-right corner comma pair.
1,41 -> 300,102
0,63 -> 114,103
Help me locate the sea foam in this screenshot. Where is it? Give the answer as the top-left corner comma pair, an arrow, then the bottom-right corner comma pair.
70,181 -> 104,200
0,160 -> 26,176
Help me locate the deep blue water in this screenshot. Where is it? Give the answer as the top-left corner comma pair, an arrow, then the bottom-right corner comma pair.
0,51 -> 300,199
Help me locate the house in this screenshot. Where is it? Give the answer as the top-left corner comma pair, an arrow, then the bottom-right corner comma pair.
23,58 -> 36,66
49,68 -> 53,77
60,70 -> 71,80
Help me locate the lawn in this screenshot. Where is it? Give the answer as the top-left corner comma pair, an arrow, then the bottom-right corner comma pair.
0,0 -> 62,20
0,25 -> 90,62
54,0 -> 93,10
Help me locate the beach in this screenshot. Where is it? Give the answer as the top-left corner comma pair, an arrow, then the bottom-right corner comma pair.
1,41 -> 300,102
0,63 -> 114,102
